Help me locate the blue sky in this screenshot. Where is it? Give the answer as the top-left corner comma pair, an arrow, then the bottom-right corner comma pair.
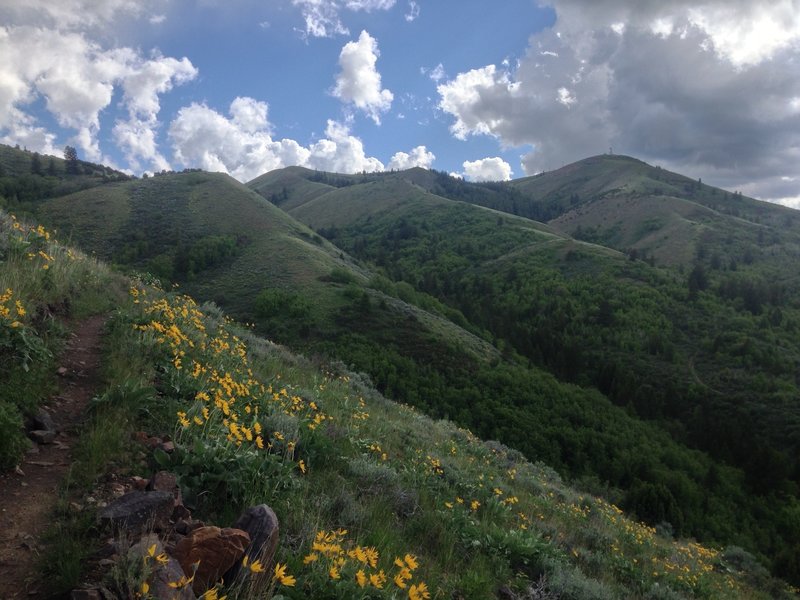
1,1 -> 799,205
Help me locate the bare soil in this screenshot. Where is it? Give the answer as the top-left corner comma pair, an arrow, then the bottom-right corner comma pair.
0,314 -> 106,599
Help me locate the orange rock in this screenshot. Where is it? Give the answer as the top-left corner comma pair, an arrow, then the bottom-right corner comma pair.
173,526 -> 250,594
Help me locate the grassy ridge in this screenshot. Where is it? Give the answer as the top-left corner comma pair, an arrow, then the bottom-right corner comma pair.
1,207 -> 797,598
84,269 -> 799,598
252,166 -> 800,583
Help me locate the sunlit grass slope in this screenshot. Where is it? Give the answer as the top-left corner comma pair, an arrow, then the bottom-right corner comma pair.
507,155 -> 800,270
251,165 -> 800,585
0,209 -> 125,469
95,272 -> 797,598
3,200 -> 797,599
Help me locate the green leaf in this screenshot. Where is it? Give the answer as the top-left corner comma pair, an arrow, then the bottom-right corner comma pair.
153,447 -> 171,467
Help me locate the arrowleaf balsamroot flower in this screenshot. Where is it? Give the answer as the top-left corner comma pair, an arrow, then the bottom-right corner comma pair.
409,581 -> 431,600
273,562 -> 296,586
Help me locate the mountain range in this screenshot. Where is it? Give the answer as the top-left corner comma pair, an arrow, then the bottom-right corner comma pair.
2,143 -> 799,586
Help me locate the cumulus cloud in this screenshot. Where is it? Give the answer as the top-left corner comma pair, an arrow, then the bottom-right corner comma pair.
462,157 -> 512,182
307,119 -> 385,172
169,100 -> 385,180
0,0 -> 166,33
0,0 -> 195,170
332,30 -> 393,123
437,1 -> 800,202
292,0 -> 397,38
387,145 -> 435,170
169,99 -> 311,181
550,0 -> 800,67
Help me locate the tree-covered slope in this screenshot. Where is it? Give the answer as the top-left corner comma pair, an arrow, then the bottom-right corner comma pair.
251,164 -> 800,582
4,209 -> 796,599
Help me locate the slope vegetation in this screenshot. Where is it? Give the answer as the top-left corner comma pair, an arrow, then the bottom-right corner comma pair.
252,164 -> 800,583
2,208 -> 795,598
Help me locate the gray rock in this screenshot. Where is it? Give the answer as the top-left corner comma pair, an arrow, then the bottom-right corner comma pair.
131,536 -> 194,600
98,490 -> 174,533
29,429 -> 56,444
223,504 -> 279,587
70,589 -> 102,600
33,409 -> 56,432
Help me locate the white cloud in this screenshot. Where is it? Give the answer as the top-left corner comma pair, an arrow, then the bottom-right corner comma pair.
332,30 -> 393,124
388,145 -> 435,170
405,1 -> 420,22
307,119 -> 385,172
292,0 -> 349,38
0,0 -> 159,30
0,22 -> 196,167
422,63 -> 445,82
149,14 -> 166,25
113,119 -> 170,172
292,0 -> 397,38
462,157 -> 512,182
169,99 -> 311,182
345,0 -> 396,10
436,1 -> 800,203
551,0 -> 800,67
169,101 -> 385,180
437,65 -> 523,141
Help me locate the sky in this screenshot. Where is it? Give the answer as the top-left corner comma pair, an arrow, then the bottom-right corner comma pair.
1,0 -> 799,206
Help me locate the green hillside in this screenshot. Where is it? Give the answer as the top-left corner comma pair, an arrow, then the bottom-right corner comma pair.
0,143 -> 130,215
2,208 -> 796,599
3,137 -> 799,588
251,165 -> 800,584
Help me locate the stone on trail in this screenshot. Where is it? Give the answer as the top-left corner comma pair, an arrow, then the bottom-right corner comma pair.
223,504 -> 279,587
173,526 -> 250,594
98,490 -> 174,533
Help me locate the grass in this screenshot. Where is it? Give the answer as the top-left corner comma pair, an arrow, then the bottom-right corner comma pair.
75,279 -> 793,598
1,207 -> 793,596
3,171 -> 798,596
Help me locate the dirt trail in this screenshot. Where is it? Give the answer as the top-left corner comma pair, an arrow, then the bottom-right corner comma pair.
0,314 -> 106,599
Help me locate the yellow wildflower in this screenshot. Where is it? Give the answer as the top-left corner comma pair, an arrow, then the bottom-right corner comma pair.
356,569 -> 368,588
369,570 -> 387,589
409,582 -> 431,600
273,562 -> 295,586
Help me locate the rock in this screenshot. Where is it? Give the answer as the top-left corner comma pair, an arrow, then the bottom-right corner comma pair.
94,539 -> 119,558
174,519 -> 192,535
130,476 -> 149,491
29,429 -> 56,444
98,490 -> 174,533
148,471 -> 177,491
70,589 -> 102,600
147,471 -> 190,520
158,441 -> 175,453
223,504 -> 279,588
131,536 -> 194,600
33,409 -> 56,432
172,504 -> 191,521
57,366 -> 68,376
173,526 -> 250,594
109,483 -> 126,497
147,471 -> 180,504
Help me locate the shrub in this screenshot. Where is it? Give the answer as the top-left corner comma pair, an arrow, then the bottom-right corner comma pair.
0,401 -> 28,469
